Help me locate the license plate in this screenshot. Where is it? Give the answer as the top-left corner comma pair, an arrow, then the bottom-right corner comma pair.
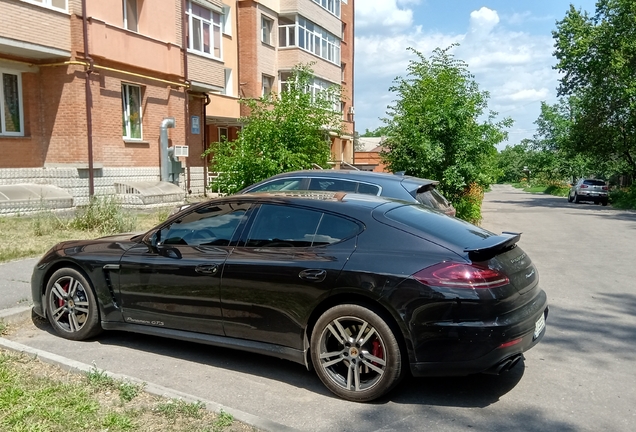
534,314 -> 546,339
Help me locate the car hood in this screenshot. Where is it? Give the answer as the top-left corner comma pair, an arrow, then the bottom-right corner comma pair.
53,232 -> 143,255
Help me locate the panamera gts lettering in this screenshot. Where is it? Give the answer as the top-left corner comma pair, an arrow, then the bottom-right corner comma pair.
126,317 -> 164,326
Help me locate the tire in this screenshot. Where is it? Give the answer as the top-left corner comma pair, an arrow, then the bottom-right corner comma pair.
567,192 -> 574,203
310,304 -> 403,402
573,192 -> 580,203
602,200 -> 608,206
44,268 -> 102,341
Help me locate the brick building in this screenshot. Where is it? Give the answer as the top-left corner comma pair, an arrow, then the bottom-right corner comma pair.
0,0 -> 354,213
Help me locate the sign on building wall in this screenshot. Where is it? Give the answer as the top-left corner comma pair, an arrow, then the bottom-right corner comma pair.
191,116 -> 200,134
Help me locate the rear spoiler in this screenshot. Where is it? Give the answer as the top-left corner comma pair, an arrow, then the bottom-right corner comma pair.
464,232 -> 521,261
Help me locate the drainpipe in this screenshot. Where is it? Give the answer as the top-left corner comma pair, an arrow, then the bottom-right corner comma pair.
181,0 -> 190,192
203,93 -> 211,197
160,118 -> 176,182
81,0 -> 95,197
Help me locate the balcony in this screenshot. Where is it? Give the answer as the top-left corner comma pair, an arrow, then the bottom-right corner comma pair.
87,18 -> 181,76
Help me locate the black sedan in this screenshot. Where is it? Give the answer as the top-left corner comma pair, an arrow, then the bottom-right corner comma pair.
31,192 -> 548,402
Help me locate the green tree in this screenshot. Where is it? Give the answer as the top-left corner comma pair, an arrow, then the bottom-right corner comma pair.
204,64 -> 342,193
381,46 -> 512,221
497,141 -> 533,184
359,126 -> 389,137
553,0 -> 636,179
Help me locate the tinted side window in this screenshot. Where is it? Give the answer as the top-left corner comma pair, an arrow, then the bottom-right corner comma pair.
159,204 -> 247,246
245,205 -> 360,247
357,182 -> 381,195
246,204 -> 322,247
313,214 -> 361,246
308,178 -> 357,192
249,178 -> 303,192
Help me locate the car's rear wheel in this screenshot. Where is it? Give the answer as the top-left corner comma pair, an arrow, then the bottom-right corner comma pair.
310,304 -> 403,402
567,192 -> 574,203
45,268 -> 102,341
602,200 -> 608,206
573,192 -> 580,203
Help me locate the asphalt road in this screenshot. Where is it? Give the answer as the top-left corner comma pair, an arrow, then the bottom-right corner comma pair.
0,257 -> 36,310
3,185 -> 636,431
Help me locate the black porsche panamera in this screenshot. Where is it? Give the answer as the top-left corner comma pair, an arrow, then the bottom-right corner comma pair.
31,192 -> 548,402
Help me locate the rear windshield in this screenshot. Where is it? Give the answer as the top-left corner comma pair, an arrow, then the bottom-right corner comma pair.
583,180 -> 606,186
416,190 -> 450,210
385,205 -> 495,246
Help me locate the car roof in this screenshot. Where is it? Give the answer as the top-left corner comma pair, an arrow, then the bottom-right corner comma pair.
258,170 -> 438,186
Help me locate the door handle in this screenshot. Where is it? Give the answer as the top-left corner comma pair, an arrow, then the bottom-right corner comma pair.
299,269 -> 327,282
195,264 -> 219,275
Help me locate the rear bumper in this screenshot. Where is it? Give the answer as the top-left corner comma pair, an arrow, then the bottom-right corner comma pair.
410,307 -> 547,376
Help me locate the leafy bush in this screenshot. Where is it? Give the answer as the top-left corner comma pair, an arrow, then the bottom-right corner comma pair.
70,196 -> 137,235
610,186 -> 636,209
454,183 -> 484,224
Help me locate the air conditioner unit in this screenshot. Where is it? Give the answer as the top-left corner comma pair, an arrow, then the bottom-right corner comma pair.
348,106 -> 355,115
173,145 -> 189,157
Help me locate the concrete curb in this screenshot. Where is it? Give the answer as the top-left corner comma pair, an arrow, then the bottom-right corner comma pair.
0,305 -> 32,325
0,309 -> 299,432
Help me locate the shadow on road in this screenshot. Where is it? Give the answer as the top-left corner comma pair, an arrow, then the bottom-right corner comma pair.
487,193 -> 636,224
541,292 -> 636,366
31,313 -> 526,408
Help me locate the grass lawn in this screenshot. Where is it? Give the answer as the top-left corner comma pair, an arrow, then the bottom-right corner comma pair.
0,348 -> 254,432
0,208 -> 168,264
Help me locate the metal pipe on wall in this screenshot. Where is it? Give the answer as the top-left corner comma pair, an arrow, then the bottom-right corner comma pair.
81,0 -> 95,197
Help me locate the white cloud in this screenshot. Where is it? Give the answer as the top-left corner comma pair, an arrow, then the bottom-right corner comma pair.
355,0 -> 414,33
469,7 -> 500,35
354,4 -> 560,146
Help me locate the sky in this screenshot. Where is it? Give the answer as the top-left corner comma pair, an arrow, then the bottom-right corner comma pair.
354,0 -> 598,149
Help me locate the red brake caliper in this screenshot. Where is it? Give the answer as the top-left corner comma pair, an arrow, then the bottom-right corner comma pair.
371,339 -> 384,365
57,281 -> 69,308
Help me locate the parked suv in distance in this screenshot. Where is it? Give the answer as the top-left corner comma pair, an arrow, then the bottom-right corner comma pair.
239,170 -> 457,216
568,179 -> 608,205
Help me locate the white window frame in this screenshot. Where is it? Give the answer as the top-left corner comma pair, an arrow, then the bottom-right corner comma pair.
187,0 -> 223,60
0,69 -> 24,137
279,16 -> 341,66
261,16 -> 274,45
312,0 -> 340,18
223,68 -> 233,96
21,0 -> 67,12
222,5 -> 232,36
123,0 -> 138,32
262,74 -> 274,97
122,83 -> 143,140
218,127 -> 228,141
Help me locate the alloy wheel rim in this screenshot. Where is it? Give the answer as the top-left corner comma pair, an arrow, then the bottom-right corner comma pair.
48,276 -> 90,333
318,316 -> 387,392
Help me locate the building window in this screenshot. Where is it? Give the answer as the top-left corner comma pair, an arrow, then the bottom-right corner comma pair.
312,0 -> 340,18
262,75 -> 274,96
187,0 -> 222,59
222,5 -> 232,35
279,71 -> 339,111
24,0 -> 67,11
218,127 -> 228,141
261,16 -> 273,45
0,71 -> 23,136
223,68 -> 233,96
123,0 -> 138,32
279,16 -> 341,65
122,84 -> 142,140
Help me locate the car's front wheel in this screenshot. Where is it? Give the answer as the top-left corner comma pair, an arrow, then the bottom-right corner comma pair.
310,304 -> 403,402
45,268 -> 102,341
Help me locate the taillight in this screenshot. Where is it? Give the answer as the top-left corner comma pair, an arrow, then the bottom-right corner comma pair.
602,186 -> 608,190
413,262 -> 509,289
580,184 -> 588,188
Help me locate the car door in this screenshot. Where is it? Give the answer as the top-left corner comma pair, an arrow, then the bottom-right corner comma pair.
220,203 -> 361,349
117,202 -> 251,335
